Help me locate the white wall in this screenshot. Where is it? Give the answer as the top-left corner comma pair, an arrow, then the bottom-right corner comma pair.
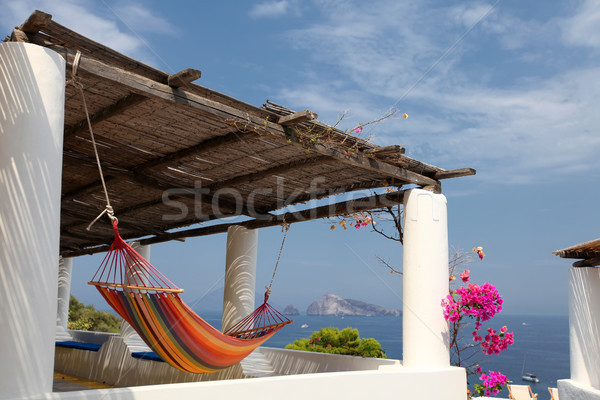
0,42 -> 65,399
32,365 -> 467,400
559,378 -> 600,400
260,347 -> 400,374
568,267 -> 600,389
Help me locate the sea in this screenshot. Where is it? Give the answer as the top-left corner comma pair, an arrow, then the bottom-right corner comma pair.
200,312 -> 569,400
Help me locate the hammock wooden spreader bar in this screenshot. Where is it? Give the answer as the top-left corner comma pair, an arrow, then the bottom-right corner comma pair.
89,220 -> 291,374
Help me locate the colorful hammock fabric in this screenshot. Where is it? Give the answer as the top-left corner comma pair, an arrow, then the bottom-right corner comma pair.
89,220 -> 292,374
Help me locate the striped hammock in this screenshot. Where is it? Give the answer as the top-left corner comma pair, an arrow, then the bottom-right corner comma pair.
89,221 -> 291,374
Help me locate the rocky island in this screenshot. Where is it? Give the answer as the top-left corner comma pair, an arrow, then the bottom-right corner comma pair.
283,304 -> 299,315
306,294 -> 401,317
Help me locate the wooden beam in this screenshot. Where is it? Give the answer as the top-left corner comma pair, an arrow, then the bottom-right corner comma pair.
61,130 -> 253,204
62,155 -> 330,235
64,93 -> 148,140
207,156 -> 330,192
281,126 -> 435,186
167,68 -> 201,87
573,257 -> 600,268
278,180 -> 398,208
278,110 -> 318,126
365,145 -> 406,157
60,207 -> 166,236
132,130 -> 256,172
63,150 -> 134,178
62,175 -> 119,203
61,190 -> 405,257
19,10 -> 52,35
55,47 -> 282,134
10,29 -> 30,43
310,141 -> 437,186
435,168 -> 477,180
60,180 -> 244,233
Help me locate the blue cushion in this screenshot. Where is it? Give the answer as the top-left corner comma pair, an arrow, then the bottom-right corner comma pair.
56,341 -> 102,352
131,351 -> 164,362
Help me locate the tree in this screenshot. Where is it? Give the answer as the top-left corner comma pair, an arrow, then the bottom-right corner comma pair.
286,327 -> 387,358
68,295 -> 122,333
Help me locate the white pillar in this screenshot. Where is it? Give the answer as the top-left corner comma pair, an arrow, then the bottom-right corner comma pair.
121,242 -> 151,338
568,267 -> 600,389
402,189 -> 450,368
222,226 -> 257,333
0,42 -> 65,398
56,257 -> 73,340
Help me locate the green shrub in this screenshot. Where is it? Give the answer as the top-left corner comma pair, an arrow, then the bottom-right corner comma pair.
68,295 -> 122,333
285,327 -> 387,358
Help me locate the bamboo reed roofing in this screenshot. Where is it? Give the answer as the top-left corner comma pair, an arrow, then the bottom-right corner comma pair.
553,239 -> 600,268
7,10 -> 475,257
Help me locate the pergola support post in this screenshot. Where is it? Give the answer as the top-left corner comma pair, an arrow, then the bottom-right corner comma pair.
222,226 -> 257,333
0,42 -> 65,399
56,257 -> 73,340
568,267 -> 600,389
402,189 -> 450,368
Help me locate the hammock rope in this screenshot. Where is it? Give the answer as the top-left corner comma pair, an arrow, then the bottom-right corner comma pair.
69,50 -> 116,231
266,218 -> 289,295
75,63 -> 292,373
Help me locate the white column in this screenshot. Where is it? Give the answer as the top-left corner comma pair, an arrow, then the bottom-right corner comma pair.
0,42 -> 65,399
568,267 -> 600,389
222,226 -> 257,333
121,242 -> 151,338
402,189 -> 450,368
56,257 -> 73,340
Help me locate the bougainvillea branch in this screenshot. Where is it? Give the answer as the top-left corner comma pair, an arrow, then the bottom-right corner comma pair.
442,247 -> 514,398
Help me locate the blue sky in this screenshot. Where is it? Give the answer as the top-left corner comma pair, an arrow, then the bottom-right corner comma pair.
2,0 -> 599,316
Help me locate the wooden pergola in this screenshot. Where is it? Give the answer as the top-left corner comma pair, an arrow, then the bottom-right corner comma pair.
554,238 -> 600,268
6,10 -> 475,258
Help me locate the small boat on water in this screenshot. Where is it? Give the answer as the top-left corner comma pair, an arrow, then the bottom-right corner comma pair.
521,354 -> 540,383
522,372 -> 540,383
301,324 -> 309,328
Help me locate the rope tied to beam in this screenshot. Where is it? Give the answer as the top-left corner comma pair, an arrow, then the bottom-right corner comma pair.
68,50 -> 117,230
265,216 -> 289,297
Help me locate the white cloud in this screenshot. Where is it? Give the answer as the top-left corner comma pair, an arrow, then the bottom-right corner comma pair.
249,0 -> 293,19
561,0 -> 600,48
0,0 -> 176,64
399,70 -> 600,183
274,1 -> 600,185
449,2 -> 553,51
450,2 -> 496,28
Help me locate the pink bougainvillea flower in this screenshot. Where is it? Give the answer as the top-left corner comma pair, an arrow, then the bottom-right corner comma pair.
473,246 -> 485,260
477,370 -> 508,397
352,213 -> 372,229
460,269 -> 470,283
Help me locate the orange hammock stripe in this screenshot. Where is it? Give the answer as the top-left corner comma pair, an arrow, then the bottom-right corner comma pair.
89,221 -> 291,374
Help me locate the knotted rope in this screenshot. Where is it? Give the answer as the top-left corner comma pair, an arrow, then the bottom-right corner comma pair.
68,50 -> 117,230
